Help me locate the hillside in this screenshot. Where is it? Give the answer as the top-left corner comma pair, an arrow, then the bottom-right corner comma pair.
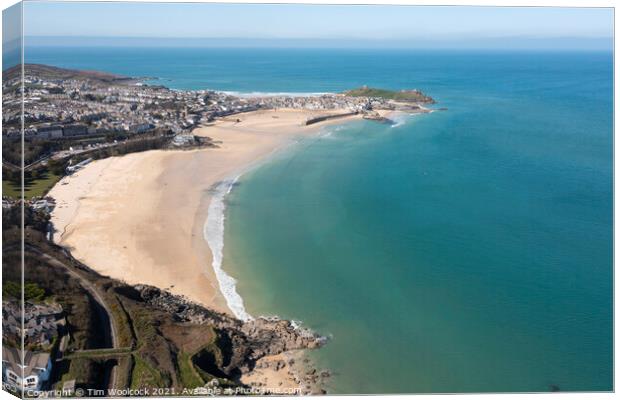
4,63 -> 134,84
343,86 -> 435,104
2,208 -> 328,394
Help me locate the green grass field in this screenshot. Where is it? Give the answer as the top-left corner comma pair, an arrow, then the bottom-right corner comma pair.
178,351 -> 205,389
343,86 -> 434,103
130,354 -> 170,389
2,170 -> 62,199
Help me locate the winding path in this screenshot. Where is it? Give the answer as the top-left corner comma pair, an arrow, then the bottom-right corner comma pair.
25,245 -> 120,389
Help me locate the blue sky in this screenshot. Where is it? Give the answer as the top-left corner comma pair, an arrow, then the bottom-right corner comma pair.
2,3 -> 21,69
3,2 -> 21,43
20,2 -> 614,49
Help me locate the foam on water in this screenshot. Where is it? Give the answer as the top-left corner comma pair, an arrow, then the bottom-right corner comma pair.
203,175 -> 253,322
318,124 -> 346,138
390,113 -> 417,128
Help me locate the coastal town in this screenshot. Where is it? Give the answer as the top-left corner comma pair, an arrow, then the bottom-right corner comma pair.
3,64 -> 430,141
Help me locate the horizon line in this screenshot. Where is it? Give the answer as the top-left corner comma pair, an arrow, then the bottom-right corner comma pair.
17,35 -> 614,51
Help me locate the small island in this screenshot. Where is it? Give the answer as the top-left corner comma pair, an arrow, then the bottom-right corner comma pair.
343,85 -> 436,104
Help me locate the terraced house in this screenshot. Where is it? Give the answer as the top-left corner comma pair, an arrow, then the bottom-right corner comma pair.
2,346 -> 52,391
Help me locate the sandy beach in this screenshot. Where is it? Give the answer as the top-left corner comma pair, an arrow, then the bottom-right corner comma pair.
45,108 -> 392,390
48,108 -> 377,314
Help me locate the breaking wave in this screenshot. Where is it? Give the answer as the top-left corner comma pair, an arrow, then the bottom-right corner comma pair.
203,175 -> 253,322
202,121 -> 352,322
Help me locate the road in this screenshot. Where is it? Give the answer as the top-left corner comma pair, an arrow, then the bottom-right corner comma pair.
25,245 -> 120,389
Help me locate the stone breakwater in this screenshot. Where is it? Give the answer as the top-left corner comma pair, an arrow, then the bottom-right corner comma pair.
303,111 -> 359,126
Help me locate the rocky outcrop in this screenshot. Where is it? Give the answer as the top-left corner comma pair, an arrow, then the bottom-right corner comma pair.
134,285 -> 326,376
344,86 -> 436,104
362,111 -> 393,123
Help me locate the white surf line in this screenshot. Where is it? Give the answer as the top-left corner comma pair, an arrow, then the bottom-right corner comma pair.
202,120 -> 356,322
203,175 -> 253,322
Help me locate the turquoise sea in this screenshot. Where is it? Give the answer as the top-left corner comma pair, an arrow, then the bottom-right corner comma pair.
25,47 -> 613,393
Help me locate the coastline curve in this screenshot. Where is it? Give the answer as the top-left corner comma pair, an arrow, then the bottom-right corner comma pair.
203,175 -> 254,322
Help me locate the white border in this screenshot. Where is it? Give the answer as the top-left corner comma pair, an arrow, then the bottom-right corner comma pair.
0,1 -> 615,400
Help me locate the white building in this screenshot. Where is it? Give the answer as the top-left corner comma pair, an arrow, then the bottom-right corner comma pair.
2,346 -> 52,391
31,199 -> 56,214
66,157 -> 93,174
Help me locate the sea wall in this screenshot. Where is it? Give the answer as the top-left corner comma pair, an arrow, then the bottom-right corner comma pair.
304,111 -> 358,126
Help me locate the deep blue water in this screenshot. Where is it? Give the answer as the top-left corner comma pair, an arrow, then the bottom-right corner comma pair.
26,47 -> 613,393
